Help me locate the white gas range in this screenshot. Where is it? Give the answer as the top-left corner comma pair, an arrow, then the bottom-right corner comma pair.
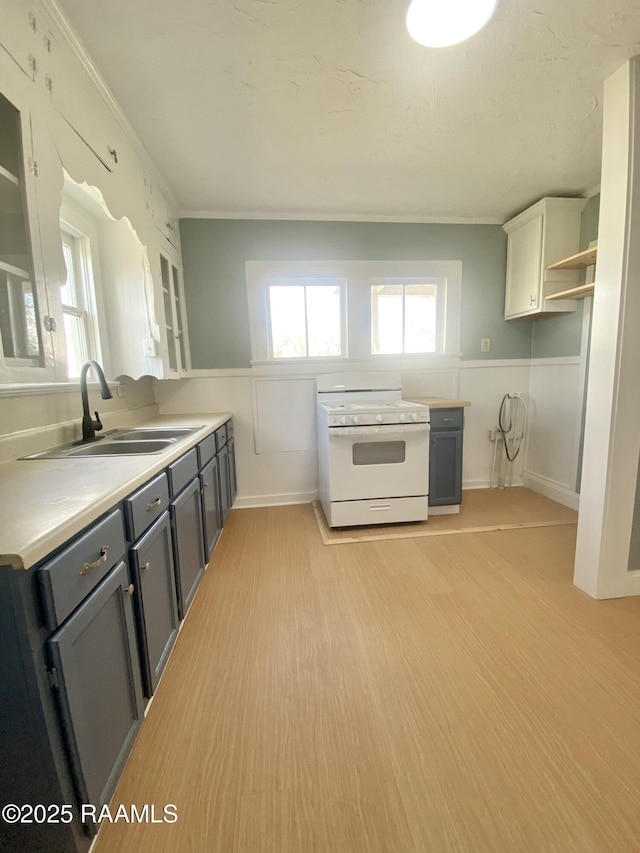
317,374 -> 430,528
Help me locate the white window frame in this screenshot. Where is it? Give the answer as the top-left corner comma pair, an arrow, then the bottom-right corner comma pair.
265,277 -> 347,360
246,259 -> 461,365
370,276 -> 446,356
59,197 -> 105,378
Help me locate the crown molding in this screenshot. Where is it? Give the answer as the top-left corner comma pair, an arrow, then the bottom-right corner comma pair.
179,210 -> 504,225
41,0 -> 178,207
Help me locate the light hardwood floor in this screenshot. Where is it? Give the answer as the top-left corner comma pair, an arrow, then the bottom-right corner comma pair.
95,503 -> 640,853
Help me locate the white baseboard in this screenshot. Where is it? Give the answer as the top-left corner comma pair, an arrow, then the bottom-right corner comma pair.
523,472 -> 580,510
462,478 -> 525,490
234,490 -> 318,508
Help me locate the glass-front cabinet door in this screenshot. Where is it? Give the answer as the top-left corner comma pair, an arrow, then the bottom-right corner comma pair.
160,252 -> 190,376
0,75 -> 53,381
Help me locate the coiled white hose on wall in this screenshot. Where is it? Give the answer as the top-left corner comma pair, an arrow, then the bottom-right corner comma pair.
490,393 -> 528,489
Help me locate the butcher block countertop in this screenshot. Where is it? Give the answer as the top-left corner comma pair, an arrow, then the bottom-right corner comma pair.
0,413 -> 231,572
405,397 -> 472,408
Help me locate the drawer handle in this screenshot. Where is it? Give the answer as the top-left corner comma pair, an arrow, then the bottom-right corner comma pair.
441,417 -> 454,423
127,584 -> 135,596
143,561 -> 151,572
146,496 -> 162,511
80,545 -> 109,576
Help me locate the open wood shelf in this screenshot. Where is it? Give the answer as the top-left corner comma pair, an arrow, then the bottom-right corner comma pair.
546,282 -> 595,301
547,246 -> 597,270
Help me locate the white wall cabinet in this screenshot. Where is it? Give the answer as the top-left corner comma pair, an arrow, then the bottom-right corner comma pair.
503,197 -> 588,319
0,0 -> 191,383
0,49 -> 56,383
159,252 -> 190,377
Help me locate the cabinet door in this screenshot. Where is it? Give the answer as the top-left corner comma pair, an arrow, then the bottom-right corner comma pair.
170,479 -> 206,620
505,213 -> 543,318
130,514 -> 179,698
218,443 -> 231,524
48,561 -> 143,813
429,430 -> 463,506
200,456 -> 222,560
228,435 -> 237,506
0,55 -> 54,381
159,253 -> 190,377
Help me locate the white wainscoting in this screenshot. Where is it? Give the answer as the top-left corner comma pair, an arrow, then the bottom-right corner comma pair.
154,358 -> 585,510
524,359 -> 583,510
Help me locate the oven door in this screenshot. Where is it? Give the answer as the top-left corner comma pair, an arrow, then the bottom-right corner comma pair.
327,423 -> 429,501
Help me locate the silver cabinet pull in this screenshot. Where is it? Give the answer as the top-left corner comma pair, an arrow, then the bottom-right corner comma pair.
146,496 -> 162,511
127,584 -> 135,596
80,545 -> 109,576
143,561 -> 151,572
441,417 -> 454,422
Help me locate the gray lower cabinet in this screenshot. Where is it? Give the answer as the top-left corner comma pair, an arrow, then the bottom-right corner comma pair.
48,560 -> 144,818
200,454 -> 222,559
170,478 -> 206,620
429,408 -> 464,506
129,514 -> 179,697
0,420 -> 233,853
228,435 -> 237,506
218,443 -> 231,524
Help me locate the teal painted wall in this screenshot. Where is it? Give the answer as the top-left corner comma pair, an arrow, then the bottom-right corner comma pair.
531,195 -> 600,359
180,219 -> 533,369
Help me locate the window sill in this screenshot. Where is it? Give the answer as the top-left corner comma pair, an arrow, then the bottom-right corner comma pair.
250,354 -> 463,377
0,381 -> 121,398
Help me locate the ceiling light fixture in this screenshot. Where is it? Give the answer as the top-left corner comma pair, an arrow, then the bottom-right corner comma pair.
406,0 -> 498,48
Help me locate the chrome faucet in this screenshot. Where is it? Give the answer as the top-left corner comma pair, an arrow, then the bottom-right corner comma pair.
79,360 -> 113,442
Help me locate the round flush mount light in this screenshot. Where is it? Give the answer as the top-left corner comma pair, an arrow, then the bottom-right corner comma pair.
406,0 -> 498,48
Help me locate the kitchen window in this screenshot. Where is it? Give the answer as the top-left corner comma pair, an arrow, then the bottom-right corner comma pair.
59,196 -> 104,379
371,280 -> 444,355
246,260 -> 461,364
267,279 -> 344,359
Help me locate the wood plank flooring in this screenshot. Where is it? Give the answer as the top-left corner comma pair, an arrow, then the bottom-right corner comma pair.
94,503 -> 640,853
314,487 -> 578,544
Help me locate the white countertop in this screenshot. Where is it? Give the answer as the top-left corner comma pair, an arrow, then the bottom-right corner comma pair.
405,396 -> 471,408
0,413 -> 231,572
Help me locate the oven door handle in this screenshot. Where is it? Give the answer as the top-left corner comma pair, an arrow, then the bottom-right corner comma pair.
328,423 -> 429,437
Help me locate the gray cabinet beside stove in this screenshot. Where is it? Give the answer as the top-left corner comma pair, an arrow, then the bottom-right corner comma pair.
429,408 -> 464,507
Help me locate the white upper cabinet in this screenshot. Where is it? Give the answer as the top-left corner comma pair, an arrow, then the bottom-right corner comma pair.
0,50 -> 56,382
503,197 -> 588,319
0,0 -> 43,79
0,0 -> 192,383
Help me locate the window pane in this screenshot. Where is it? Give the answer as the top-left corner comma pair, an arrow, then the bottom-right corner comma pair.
405,284 -> 437,353
371,284 -> 403,355
306,285 -> 341,357
63,312 -> 88,378
269,285 -> 307,358
60,241 -> 76,306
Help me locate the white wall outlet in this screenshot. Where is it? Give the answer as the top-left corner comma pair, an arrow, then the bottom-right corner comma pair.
142,338 -> 157,357
481,338 -> 491,353
116,383 -> 127,398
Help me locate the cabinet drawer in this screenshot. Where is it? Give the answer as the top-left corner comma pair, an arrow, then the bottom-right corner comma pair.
197,433 -> 216,468
225,419 -> 233,441
430,408 -> 464,430
39,508 -> 127,630
215,424 -> 228,452
124,472 -> 170,541
167,448 -> 198,497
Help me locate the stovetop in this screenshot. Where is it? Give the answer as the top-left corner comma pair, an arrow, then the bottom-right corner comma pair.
318,398 -> 430,427
318,400 -> 425,414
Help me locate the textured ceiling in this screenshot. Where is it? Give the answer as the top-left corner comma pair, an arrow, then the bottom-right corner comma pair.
55,0 -> 640,222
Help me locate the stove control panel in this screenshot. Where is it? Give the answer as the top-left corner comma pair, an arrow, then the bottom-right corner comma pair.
327,410 -> 429,427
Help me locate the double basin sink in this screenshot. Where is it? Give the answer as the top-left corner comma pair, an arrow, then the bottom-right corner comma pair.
22,426 -> 204,460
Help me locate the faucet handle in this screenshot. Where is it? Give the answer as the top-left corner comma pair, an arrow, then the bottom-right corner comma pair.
93,411 -> 103,432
